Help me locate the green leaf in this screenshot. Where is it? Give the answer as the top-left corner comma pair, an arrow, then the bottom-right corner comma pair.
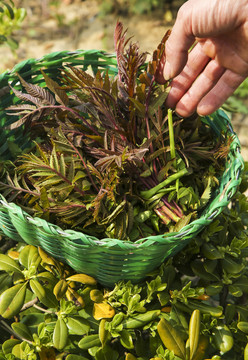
30,279 -> 58,308
18,245 -> 41,270
245,343 -> 248,360
202,243 -> 223,260
53,279 -> 68,300
0,254 -> 23,274
66,316 -> 91,335
213,325 -> 234,354
66,273 -> 97,285
53,318 -> 68,350
237,321 -> 248,334
125,354 -> 137,360
29,278 -> 45,299
66,355 -> 90,360
188,310 -> 200,360
0,282 -> 27,318
2,339 -> 21,355
222,256 -> 245,274
95,344 -> 119,360
157,318 -> 186,360
12,343 -> 23,359
0,272 -> 12,293
122,310 -> 160,329
11,322 -> 33,342
99,319 -> 108,346
2,1 -> 14,19
187,300 -> 223,317
36,271 -> 57,287
120,329 -> 134,349
148,89 -> 169,116
78,334 -> 101,350
90,289 -> 104,303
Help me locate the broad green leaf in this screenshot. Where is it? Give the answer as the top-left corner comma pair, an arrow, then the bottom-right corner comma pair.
237,321 -> 248,334
12,344 -> 24,359
2,1 -> 14,19
66,273 -> 97,285
222,256 -> 245,274
88,345 -> 101,357
19,245 -> 41,270
38,347 -> 56,360
66,316 -> 90,335
78,334 -> 101,350
99,319 -> 108,347
122,310 -> 160,329
213,325 -> 234,353
0,272 -> 12,293
38,247 -> 58,266
90,289 -> 104,303
125,354 -> 137,360
53,279 -> 68,300
202,243 -> 223,260
229,284 -> 243,297
187,300 -> 223,317
66,355 -> 89,360
30,279 -> 58,308
53,318 -> 68,350
191,335 -> 208,360
0,282 -> 27,318
95,344 -> 119,360
233,276 -> 248,292
29,278 -> 45,299
120,329 -> 134,349
11,322 -> 33,342
21,313 -> 45,331
157,318 -> 186,360
206,283 -> 223,296
0,254 -> 23,274
245,343 -> 248,360
36,271 -> 57,287
2,339 -> 21,355
188,310 -> 200,360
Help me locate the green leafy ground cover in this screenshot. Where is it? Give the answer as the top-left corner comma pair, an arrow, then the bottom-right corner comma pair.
0,161 -> 247,359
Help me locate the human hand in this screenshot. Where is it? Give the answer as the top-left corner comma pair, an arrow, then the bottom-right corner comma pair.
156,0 -> 248,117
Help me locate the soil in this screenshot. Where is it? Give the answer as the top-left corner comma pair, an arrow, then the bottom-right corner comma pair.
1,0 -> 248,161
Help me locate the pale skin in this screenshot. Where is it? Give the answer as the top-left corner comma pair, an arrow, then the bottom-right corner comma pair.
156,0 -> 248,117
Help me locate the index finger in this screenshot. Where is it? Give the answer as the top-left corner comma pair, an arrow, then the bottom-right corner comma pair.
163,4 -> 195,80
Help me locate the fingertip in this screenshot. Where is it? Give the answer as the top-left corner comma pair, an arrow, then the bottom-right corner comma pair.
197,103 -> 215,116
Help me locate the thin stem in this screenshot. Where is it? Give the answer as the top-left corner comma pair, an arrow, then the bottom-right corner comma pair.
145,74 -> 158,175
20,297 -> 39,312
168,109 -> 177,168
140,167 -> 190,200
33,304 -> 54,314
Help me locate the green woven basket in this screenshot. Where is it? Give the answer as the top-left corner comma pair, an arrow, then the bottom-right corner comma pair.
0,50 -> 244,287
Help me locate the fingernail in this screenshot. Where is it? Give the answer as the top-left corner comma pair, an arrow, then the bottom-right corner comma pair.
163,61 -> 172,80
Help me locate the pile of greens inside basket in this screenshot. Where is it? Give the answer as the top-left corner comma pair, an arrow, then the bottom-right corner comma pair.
0,22 -> 233,241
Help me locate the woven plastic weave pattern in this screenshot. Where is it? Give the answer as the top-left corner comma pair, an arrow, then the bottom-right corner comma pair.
0,50 -> 244,287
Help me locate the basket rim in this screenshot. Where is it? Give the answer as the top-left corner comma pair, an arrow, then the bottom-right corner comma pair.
0,49 -> 244,250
